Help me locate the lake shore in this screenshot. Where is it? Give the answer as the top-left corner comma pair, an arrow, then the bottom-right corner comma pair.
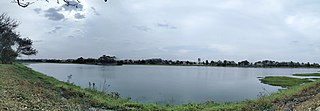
0,63 -> 319,110
21,61 -> 320,69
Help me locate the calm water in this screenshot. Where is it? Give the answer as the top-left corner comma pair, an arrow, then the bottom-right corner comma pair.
26,63 -> 319,105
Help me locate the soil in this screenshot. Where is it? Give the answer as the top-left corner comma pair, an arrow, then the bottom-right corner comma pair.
273,83 -> 320,111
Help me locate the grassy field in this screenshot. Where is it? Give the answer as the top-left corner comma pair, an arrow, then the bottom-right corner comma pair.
0,64 -> 319,110
293,73 -> 320,77
259,76 -> 313,88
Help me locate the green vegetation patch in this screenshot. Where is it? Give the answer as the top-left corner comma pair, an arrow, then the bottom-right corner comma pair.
260,76 -> 312,88
293,73 -> 320,77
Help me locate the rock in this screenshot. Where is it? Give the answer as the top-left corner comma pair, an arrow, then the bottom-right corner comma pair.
315,106 -> 320,111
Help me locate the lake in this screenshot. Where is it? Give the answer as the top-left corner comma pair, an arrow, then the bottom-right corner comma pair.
26,63 -> 319,105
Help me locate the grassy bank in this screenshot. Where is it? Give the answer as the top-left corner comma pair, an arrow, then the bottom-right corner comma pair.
259,76 -> 313,88
0,64 -> 160,110
293,73 -> 320,77
0,64 -> 320,110
258,75 -> 320,110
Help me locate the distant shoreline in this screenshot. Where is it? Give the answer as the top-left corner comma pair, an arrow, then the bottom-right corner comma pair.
18,57 -> 320,69
22,61 -> 320,69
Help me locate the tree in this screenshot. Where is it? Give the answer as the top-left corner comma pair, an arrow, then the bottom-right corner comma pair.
0,13 -> 37,64
205,60 -> 209,65
98,55 -> 116,64
13,0 -> 108,8
74,57 -> 85,64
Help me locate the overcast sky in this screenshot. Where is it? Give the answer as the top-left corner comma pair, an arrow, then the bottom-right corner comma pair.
1,0 -> 320,62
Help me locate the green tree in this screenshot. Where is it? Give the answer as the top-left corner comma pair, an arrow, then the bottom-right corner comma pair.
0,13 -> 37,64
98,55 -> 116,64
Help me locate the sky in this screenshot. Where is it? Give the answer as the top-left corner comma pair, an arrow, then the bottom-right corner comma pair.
1,0 -> 320,62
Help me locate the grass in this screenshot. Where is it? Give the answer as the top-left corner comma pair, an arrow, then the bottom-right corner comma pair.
252,80 -> 320,110
1,63 -> 320,110
293,73 -> 320,77
259,76 -> 312,88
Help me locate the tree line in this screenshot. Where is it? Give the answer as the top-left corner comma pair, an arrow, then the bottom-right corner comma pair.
19,57 -> 320,68
19,55 -> 120,65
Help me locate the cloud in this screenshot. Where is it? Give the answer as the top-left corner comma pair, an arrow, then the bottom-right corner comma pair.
74,13 -> 85,19
133,25 -> 152,32
33,40 -> 44,43
30,0 -> 101,23
162,45 -> 216,54
44,8 -> 65,21
33,8 -> 42,14
156,22 -> 177,29
48,26 -> 62,34
286,14 -> 320,28
61,0 -> 84,12
67,35 -> 75,38
207,44 -> 236,53
91,7 -> 100,16
289,40 -> 299,45
3,0 -> 320,62
38,0 -> 86,21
